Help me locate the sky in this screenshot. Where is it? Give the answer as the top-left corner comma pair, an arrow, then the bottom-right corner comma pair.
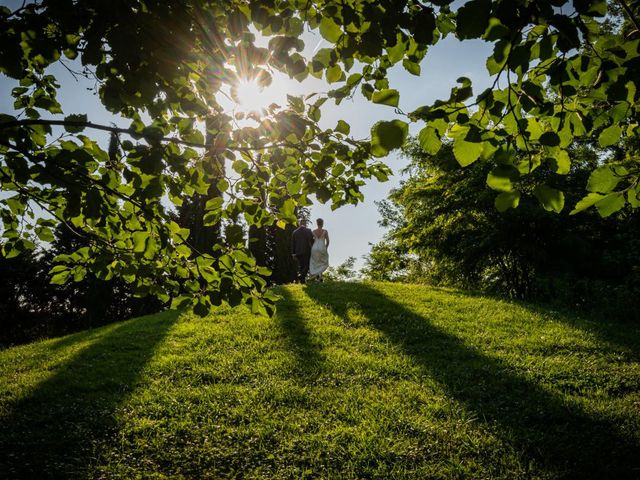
0,1 -> 493,268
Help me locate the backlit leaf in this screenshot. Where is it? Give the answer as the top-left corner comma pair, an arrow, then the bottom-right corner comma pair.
453,136 -> 483,167
495,191 -> 520,212
587,165 -> 626,193
319,17 -> 342,43
595,192 -> 625,217
371,89 -> 400,107
598,124 -> 622,148
487,165 -> 519,192
535,185 -> 564,212
570,193 -> 604,215
370,120 -> 408,157
418,126 -> 441,155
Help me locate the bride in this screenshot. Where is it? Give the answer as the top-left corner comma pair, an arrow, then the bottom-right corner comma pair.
309,218 -> 330,282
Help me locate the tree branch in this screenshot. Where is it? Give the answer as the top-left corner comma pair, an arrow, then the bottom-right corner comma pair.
0,119 -> 208,149
617,0 -> 640,34
0,118 -> 323,153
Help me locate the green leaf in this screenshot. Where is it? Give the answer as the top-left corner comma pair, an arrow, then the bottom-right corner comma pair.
450,77 -> 473,102
287,179 -> 302,194
308,104 -> 321,121
453,136 -> 484,167
196,256 -> 219,283
319,17 -> 342,43
595,192 -> 625,217
570,192 -> 604,215
50,268 -> 71,285
371,89 -> 400,107
217,178 -> 229,193
347,73 -> 362,86
495,191 -> 520,212
598,124 -> 622,148
486,39 -> 510,75
193,297 -> 210,317
132,231 -> 149,253
628,187 -> 640,208
331,164 -> 345,177
539,132 -> 560,146
35,226 -> 55,243
171,295 -> 193,310
548,150 -> 570,175
418,126 -> 441,155
487,165 -> 519,192
281,198 -> 296,220
287,95 -> 305,113
64,114 -> 88,133
534,185 -> 564,213
370,120 -> 408,157
205,196 -> 224,211
402,59 -> 421,76
574,0 -> 607,16
456,0 -> 492,39
387,37 -> 406,64
232,159 -> 248,174
335,120 -> 350,135
587,165 -> 625,193
326,65 -> 344,83
484,18 -> 509,41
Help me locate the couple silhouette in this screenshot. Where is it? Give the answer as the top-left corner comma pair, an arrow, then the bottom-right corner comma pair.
291,217 -> 330,283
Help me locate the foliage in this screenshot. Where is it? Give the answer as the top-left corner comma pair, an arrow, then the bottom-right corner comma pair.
361,238 -> 432,283
365,139 -> 640,317
0,224 -> 160,347
0,1 -> 391,315
1,1 -> 639,313
323,255 -> 359,281
2,282 -> 639,478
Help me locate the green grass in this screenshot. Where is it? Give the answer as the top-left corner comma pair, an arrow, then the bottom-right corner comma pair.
1,282 -> 639,479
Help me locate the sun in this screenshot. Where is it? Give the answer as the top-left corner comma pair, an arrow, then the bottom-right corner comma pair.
233,78 -> 279,113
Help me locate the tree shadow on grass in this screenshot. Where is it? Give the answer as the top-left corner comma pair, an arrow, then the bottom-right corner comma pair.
275,287 -> 324,378
0,310 -> 178,479
305,283 -> 640,479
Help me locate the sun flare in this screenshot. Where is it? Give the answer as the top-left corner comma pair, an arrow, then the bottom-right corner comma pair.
234,78 -> 278,112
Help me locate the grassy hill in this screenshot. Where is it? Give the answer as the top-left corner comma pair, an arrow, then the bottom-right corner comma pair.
1,282 -> 639,479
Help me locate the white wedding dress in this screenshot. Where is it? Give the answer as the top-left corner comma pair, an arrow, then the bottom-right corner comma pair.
309,229 -> 329,278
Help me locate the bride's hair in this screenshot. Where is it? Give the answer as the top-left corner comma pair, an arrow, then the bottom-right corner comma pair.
316,218 -> 324,227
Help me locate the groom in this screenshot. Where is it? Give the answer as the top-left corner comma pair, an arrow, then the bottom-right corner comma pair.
291,217 -> 314,283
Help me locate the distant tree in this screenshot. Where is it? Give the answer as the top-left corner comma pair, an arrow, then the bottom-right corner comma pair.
324,256 -> 359,282
366,139 -> 640,310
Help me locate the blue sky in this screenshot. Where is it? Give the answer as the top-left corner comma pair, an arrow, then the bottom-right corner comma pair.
0,1 -> 493,268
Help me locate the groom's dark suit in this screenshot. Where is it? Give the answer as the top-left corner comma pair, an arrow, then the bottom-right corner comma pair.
291,225 -> 314,283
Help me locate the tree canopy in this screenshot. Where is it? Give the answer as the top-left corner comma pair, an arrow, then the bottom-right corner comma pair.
364,139 -> 639,320
1,0 -> 639,314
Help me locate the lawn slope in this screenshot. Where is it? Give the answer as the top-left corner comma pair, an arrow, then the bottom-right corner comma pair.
1,282 -> 639,479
